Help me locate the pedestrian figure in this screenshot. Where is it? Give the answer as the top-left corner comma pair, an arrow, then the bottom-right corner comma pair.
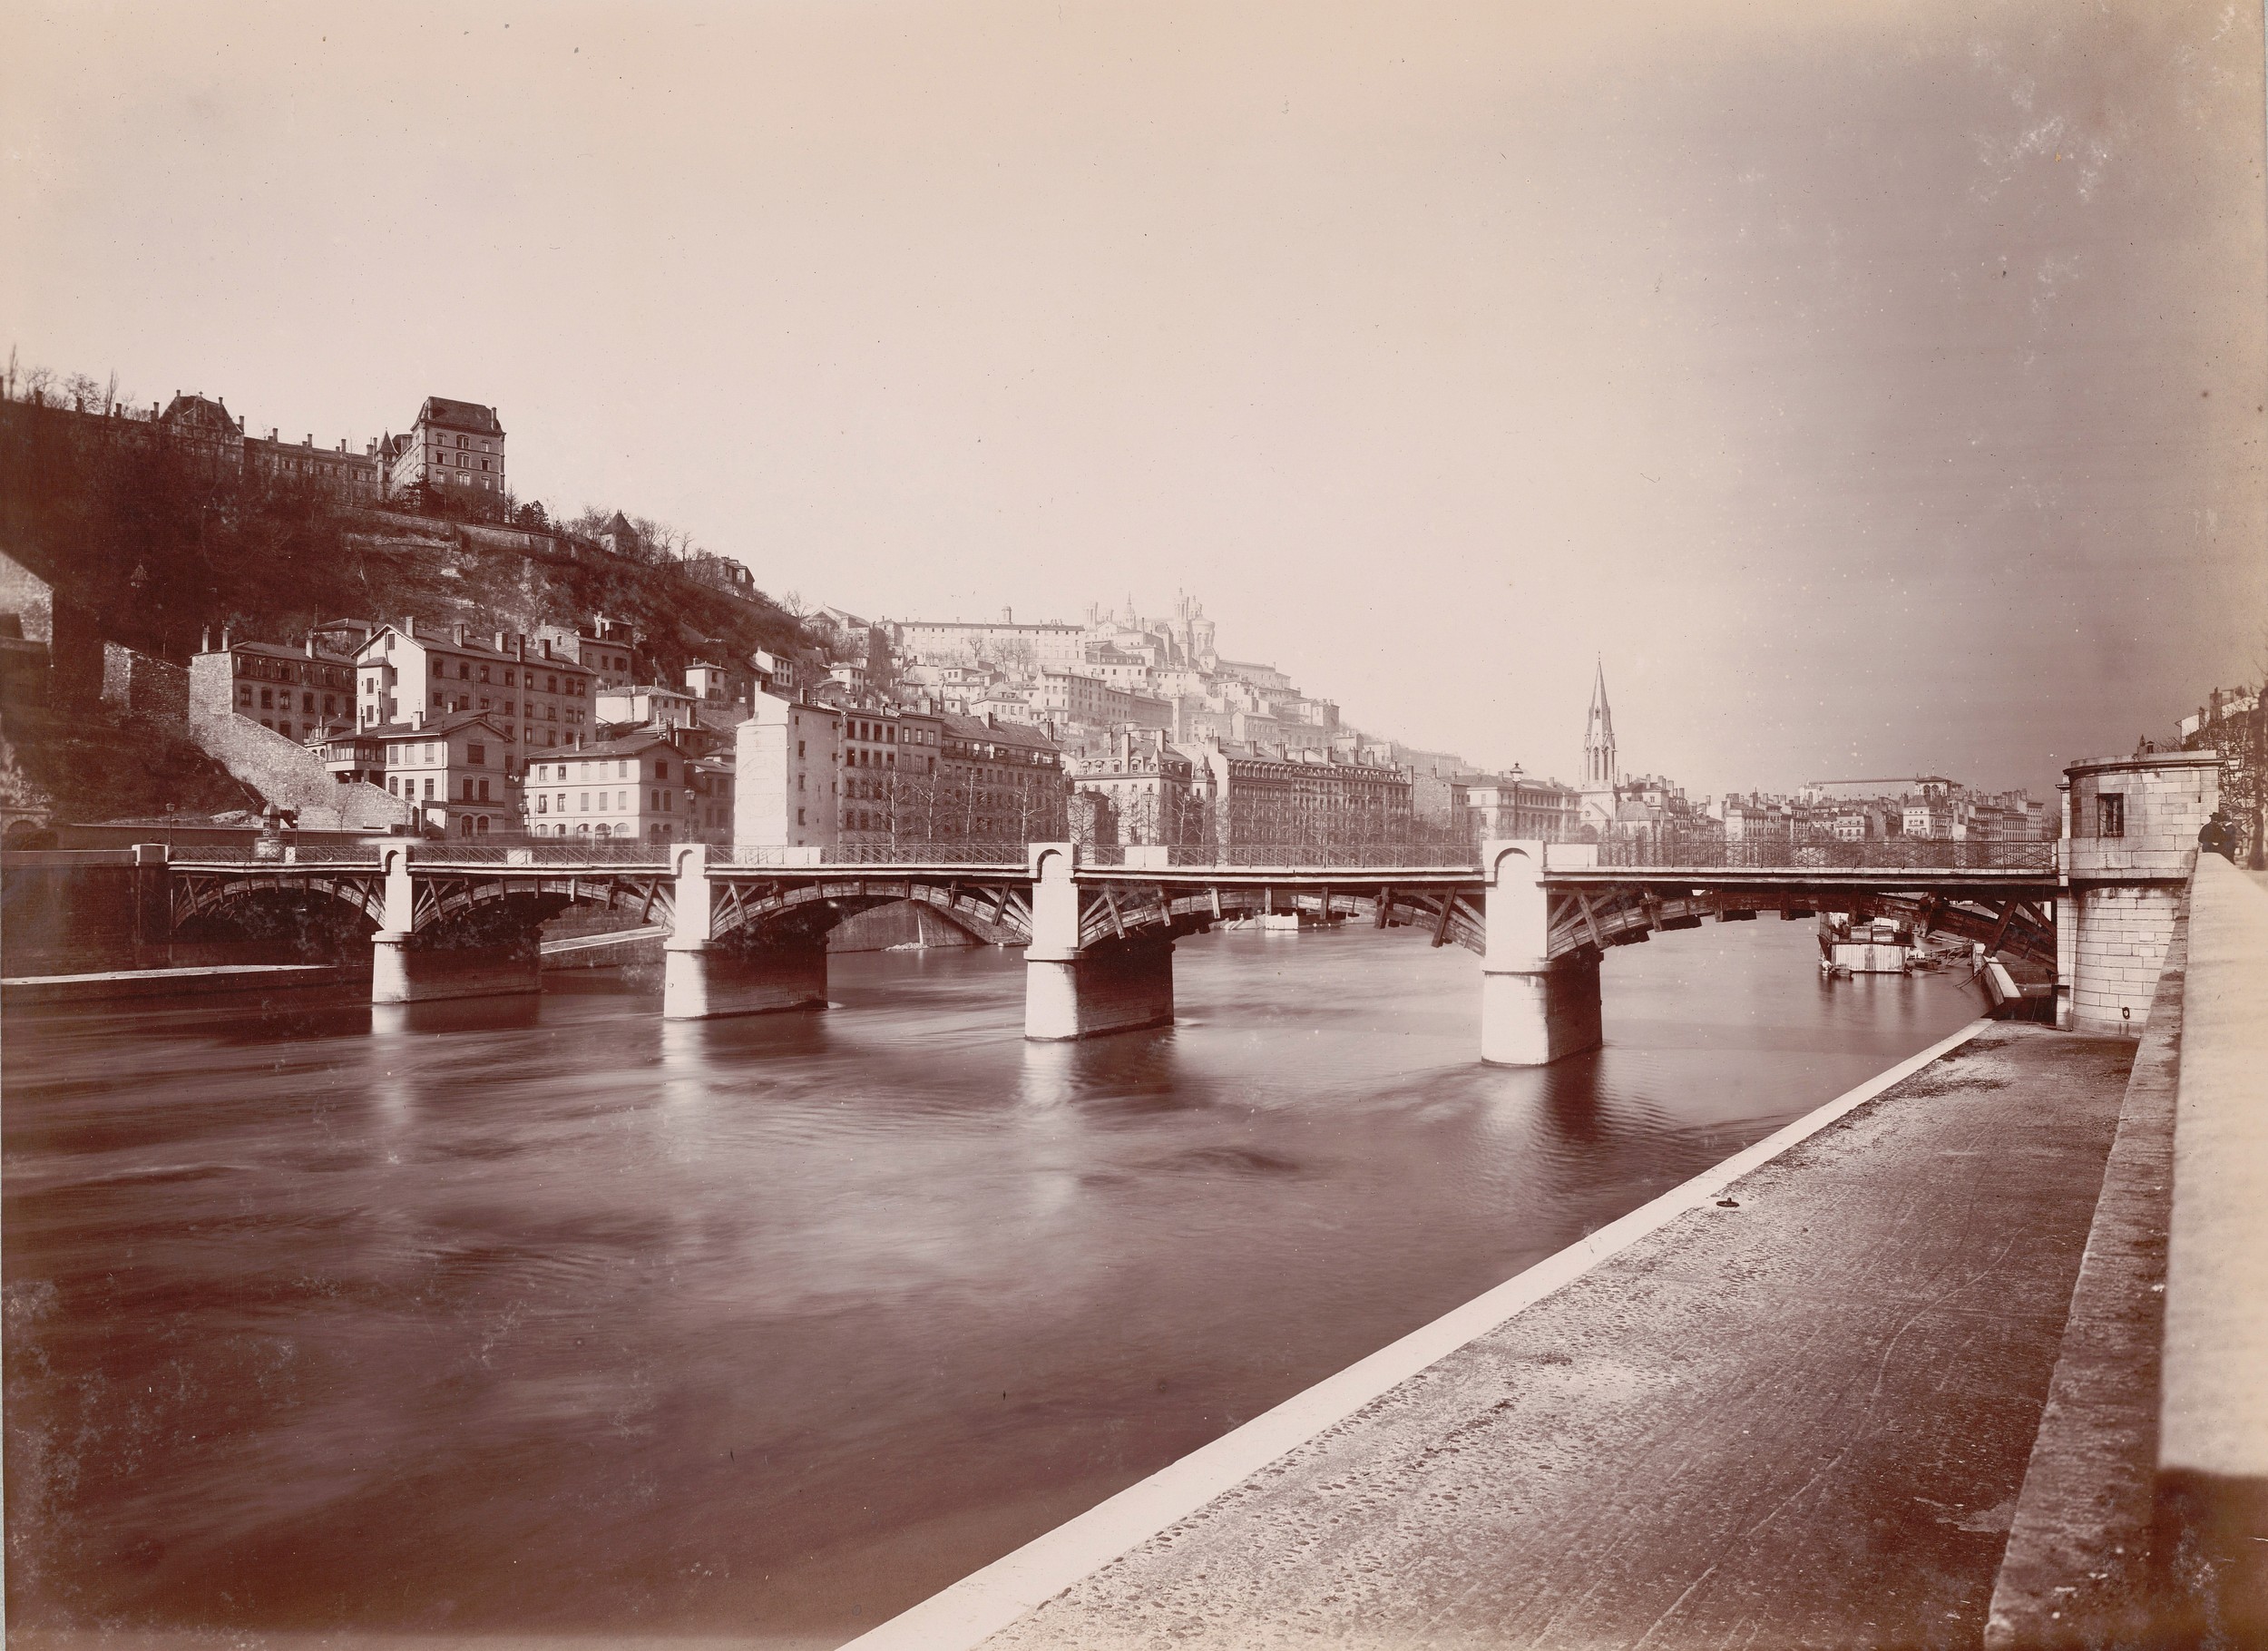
2197,809 -> 2235,862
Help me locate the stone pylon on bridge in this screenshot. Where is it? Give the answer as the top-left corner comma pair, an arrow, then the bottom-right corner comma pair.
1481,839 -> 1603,1066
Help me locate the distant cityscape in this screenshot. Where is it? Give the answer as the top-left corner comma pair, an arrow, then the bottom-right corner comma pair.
3,376 -> 2253,857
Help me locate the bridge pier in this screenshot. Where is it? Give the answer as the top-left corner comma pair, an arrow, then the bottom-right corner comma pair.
662,843 -> 829,1020
1024,844 -> 1175,1040
368,844 -> 544,1003
1481,840 -> 1602,1066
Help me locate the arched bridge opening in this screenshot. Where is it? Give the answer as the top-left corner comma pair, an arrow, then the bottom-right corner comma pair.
1543,884 -> 2056,972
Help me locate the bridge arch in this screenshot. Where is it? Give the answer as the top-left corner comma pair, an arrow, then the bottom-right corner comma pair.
1058,883 -> 1487,955
1543,884 -> 2054,970
170,871 -> 385,953
405,870 -> 679,946
709,877 -> 1032,950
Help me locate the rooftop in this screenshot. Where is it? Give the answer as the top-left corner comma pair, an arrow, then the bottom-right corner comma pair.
338,709 -> 509,742
415,397 -> 505,436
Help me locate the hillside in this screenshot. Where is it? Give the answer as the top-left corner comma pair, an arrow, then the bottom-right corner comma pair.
0,397 -> 822,822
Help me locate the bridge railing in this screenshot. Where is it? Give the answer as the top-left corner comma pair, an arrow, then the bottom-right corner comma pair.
1188,844 -> 1481,869
721,842 -> 1030,868
1591,835 -> 2058,873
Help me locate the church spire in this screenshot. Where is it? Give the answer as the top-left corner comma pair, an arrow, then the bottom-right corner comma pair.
1583,656 -> 1618,793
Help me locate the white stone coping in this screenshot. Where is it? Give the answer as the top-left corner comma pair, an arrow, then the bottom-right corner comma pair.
2158,855 -> 2268,1479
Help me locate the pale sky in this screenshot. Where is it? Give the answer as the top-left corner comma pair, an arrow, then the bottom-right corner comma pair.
4,0 -> 2263,797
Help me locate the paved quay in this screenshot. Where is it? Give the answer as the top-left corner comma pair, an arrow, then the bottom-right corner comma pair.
871,1021 -> 2139,1650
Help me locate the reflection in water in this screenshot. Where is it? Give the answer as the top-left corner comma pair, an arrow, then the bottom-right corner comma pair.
2,922 -> 1980,1646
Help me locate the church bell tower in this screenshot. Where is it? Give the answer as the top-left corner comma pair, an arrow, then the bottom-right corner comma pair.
1579,658 -> 1619,833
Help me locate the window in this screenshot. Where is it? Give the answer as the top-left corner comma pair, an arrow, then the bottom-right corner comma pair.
797,740 -> 806,758
259,689 -> 273,708
2097,793 -> 2126,839
477,779 -> 490,802
468,743 -> 485,765
618,760 -> 629,779
479,666 -> 490,683
536,795 -> 549,814
797,808 -> 806,826
654,759 -> 669,781
423,777 -> 435,799
579,793 -> 589,811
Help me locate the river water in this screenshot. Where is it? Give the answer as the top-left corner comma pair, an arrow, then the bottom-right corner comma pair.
3,920 -> 1980,1646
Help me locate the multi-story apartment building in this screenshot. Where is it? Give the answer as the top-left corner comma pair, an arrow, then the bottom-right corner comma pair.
1461,773 -> 1582,844
595,682 -> 698,731
355,620 -> 593,768
531,622 -> 639,692
685,659 -> 755,718
384,397 -> 506,497
322,709 -> 515,837
689,754 -> 735,844
57,393 -> 391,497
193,632 -> 359,744
1177,740 -> 1411,852
737,687 -> 844,850
523,734 -> 689,840
836,707 -> 943,843
1068,729 -> 1196,846
889,614 -> 1088,670
934,713 -> 1064,842
1031,669 -> 1174,731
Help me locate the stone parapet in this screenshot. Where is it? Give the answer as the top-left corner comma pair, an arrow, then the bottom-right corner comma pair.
2155,855 -> 2268,1645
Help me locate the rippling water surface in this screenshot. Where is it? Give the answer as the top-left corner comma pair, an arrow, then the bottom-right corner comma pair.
3,921 -> 1980,1646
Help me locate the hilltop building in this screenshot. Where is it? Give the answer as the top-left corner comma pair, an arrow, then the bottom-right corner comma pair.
383,397 -> 506,496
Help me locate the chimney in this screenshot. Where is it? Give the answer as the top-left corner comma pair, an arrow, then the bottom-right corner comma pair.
453,622 -> 468,646
1002,606 -> 1013,625
403,615 -> 416,638
270,427 -> 278,442
410,710 -> 424,731
200,627 -> 211,652
220,625 -> 232,650
514,636 -> 526,661
305,630 -> 318,657
494,631 -> 508,652
304,433 -> 312,447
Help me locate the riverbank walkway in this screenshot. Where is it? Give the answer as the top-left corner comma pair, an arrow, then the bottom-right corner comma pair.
853,858 -> 2267,1649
